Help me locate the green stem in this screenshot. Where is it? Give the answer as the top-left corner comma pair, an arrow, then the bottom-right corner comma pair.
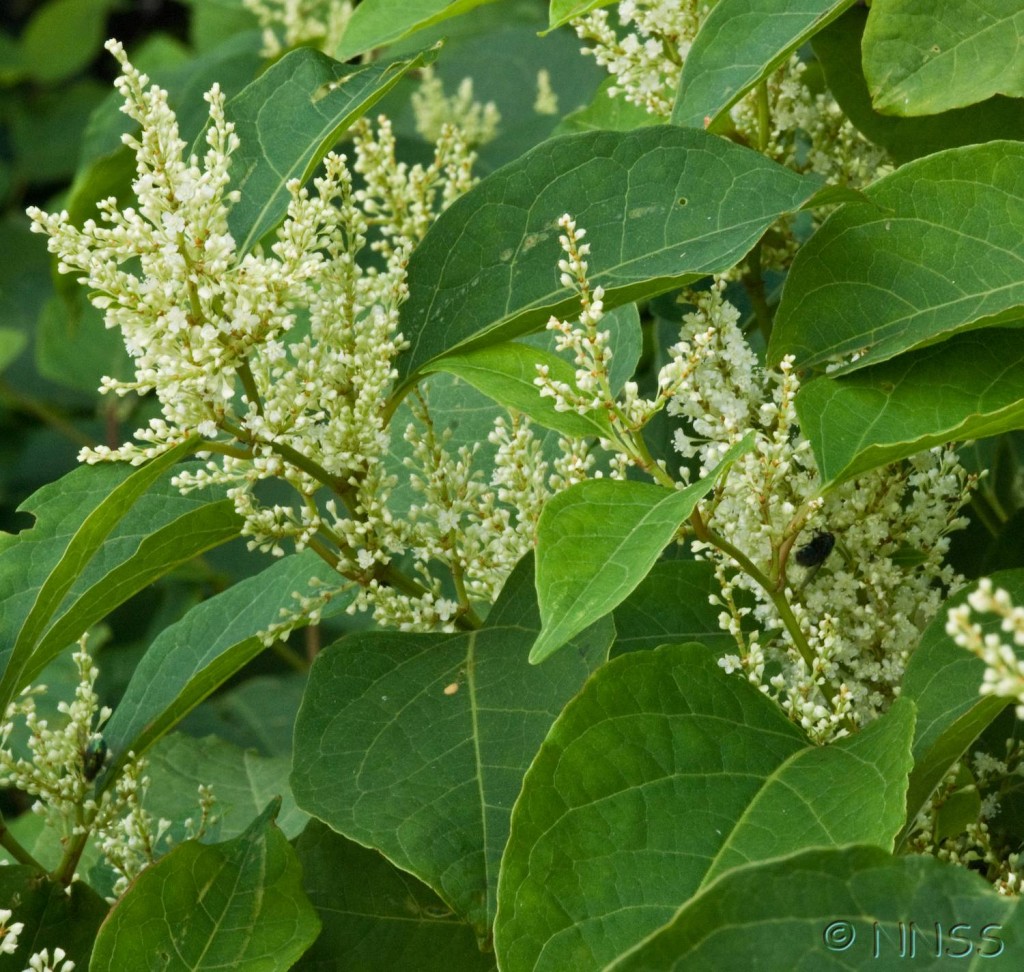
689,507 -> 845,716
756,79 -> 770,154
53,825 -> 90,886
235,359 -> 265,417
742,240 -> 774,345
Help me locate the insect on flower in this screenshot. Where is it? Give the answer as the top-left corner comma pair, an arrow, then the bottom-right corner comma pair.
82,735 -> 108,783
794,530 -> 835,568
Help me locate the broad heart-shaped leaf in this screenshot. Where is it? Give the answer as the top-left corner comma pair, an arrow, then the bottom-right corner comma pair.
897,570 -> 1024,850
768,141 -> 1024,375
90,800 -> 320,972
671,0 -> 857,130
813,9 -> 1024,165
294,820 -> 497,971
494,645 -> 916,972
0,865 -> 108,971
335,0 -> 501,61
606,846 -> 1022,970
424,342 -> 613,439
797,329 -> 1024,488
101,549 -> 347,777
222,44 -> 436,257
290,555 -> 613,938
862,0 -> 1024,116
394,126 -> 823,391
531,433 -> 755,663
0,438 -> 198,712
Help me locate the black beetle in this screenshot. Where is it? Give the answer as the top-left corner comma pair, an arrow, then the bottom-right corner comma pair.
794,530 -> 835,568
82,735 -> 108,782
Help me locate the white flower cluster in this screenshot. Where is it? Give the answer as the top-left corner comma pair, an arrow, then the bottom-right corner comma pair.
669,282 -> 972,739
535,215 -> 697,477
573,0 -> 703,117
25,948 -> 75,972
411,66 -> 501,147
906,748 -> 1024,896
946,579 -> 1024,718
534,224 -> 974,740
242,0 -> 354,57
0,910 -> 76,971
28,42 -> 558,633
0,909 -> 77,970
0,638 -> 203,899
573,2 -> 890,192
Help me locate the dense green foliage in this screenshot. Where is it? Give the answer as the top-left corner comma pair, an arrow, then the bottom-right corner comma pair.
1,1 -> 1024,969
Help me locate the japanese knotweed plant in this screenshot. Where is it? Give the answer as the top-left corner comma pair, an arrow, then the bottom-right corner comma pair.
6,0 -> 1024,967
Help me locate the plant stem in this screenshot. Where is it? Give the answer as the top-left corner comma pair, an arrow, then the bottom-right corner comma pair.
742,241 -> 774,345
689,505 -> 845,714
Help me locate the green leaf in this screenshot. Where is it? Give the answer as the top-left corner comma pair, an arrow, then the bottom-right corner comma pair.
0,326 -> 26,371
531,433 -> 754,663
425,342 -> 613,438
797,329 -> 1024,488
0,438 -> 198,712
180,673 -> 307,758
813,9 -> 1024,164
671,0 -> 857,130
546,0 -> 616,32
27,497 -> 242,690
494,645 -> 916,971
768,141 -> 1024,375
223,45 -> 436,257
395,126 -> 823,390
610,560 -> 739,657
335,0 -> 501,61
36,294 -> 133,395
0,459 -> 237,693
0,865 -> 108,971
606,846 -> 1021,970
555,76 -> 662,135
145,732 -> 309,842
20,0 -> 113,85
898,570 -> 1024,848
291,556 -> 612,935
102,549 -> 345,773
294,821 -> 497,970
862,0 -> 1024,116
90,800 -> 320,972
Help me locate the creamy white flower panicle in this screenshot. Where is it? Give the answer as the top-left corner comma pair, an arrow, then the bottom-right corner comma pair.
0,909 -> 24,956
30,42 -> 586,634
667,282 -> 973,740
0,637 -> 206,900
573,2 -> 891,199
946,579 -> 1024,718
411,67 -> 501,147
535,215 -> 692,475
243,0 -> 354,57
25,948 -> 75,972
573,0 -> 703,117
533,219 -> 973,742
